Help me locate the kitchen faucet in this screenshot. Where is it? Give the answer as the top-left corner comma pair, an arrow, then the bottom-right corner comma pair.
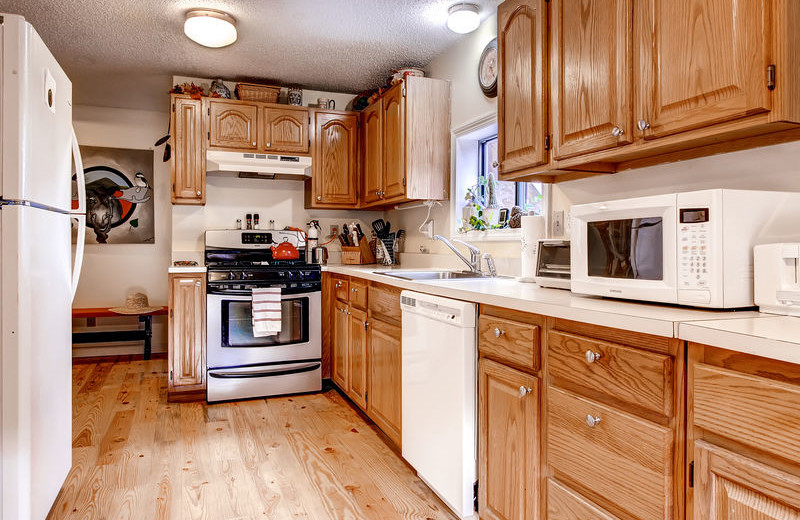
433,235 -> 483,274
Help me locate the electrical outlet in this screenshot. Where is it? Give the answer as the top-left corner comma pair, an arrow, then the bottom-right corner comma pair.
329,225 -> 338,238
565,210 -> 572,236
552,210 -> 564,237
421,220 -> 435,239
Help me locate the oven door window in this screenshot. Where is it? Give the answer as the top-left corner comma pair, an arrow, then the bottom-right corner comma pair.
222,297 -> 309,348
587,217 -> 663,280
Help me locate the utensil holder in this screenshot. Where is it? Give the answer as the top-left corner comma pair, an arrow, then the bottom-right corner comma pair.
341,237 -> 376,265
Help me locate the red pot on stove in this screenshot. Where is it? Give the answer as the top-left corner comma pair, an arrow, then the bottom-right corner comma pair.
271,241 -> 300,260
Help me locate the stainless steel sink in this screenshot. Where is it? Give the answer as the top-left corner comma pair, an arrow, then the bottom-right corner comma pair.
374,270 -> 489,281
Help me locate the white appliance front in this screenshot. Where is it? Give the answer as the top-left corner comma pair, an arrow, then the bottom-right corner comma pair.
401,291 -> 477,519
1,205 -> 73,520
1,14 -> 74,211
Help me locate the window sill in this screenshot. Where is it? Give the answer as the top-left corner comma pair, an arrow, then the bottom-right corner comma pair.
452,229 -> 522,243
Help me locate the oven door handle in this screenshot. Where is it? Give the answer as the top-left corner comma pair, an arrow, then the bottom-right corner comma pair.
208,362 -> 321,379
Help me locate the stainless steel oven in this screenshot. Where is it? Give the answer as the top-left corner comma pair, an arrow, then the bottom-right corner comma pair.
204,229 -> 322,402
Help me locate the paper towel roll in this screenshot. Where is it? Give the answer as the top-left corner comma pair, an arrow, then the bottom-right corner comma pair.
520,215 -> 546,282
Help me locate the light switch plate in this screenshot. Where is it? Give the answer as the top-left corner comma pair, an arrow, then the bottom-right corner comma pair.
552,210 -> 564,237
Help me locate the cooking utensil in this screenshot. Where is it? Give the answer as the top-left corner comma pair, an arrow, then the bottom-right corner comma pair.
312,246 -> 329,265
383,221 -> 391,237
356,224 -> 365,239
270,241 -> 300,260
371,219 -> 386,237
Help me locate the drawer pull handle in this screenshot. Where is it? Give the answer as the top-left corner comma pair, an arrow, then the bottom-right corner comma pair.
335,282 -> 342,288
519,386 -> 532,397
494,327 -> 505,338
586,414 -> 602,428
585,350 -> 602,363
352,288 -> 358,293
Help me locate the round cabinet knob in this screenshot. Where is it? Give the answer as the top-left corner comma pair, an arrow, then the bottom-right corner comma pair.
375,190 -> 380,196
519,386 -> 532,397
637,119 -> 651,131
195,281 -> 201,287
317,195 -> 322,201
335,282 -> 342,288
266,142 -> 271,147
252,141 -> 257,146
585,350 -> 602,363
196,190 -> 202,196
611,126 -> 624,137
586,414 -> 602,428
352,288 -> 358,293
494,327 -> 505,338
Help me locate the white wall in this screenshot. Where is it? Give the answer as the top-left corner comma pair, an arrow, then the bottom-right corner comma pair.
72,105 -> 172,354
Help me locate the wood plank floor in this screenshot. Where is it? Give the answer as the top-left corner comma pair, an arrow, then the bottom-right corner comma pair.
48,358 -> 457,520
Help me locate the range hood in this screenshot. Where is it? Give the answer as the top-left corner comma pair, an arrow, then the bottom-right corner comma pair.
206,150 -> 312,180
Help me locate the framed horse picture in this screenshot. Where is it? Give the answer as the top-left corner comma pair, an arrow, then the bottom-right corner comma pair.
72,146 -> 155,245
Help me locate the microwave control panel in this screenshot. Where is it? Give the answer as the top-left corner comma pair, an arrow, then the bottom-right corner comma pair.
678,208 -> 710,289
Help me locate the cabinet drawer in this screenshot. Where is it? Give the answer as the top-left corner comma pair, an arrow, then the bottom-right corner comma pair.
693,363 -> 800,466
479,315 -> 540,372
547,387 -> 673,520
548,331 -> 672,417
332,277 -> 349,301
547,479 -> 620,520
369,283 -> 401,323
349,279 -> 368,310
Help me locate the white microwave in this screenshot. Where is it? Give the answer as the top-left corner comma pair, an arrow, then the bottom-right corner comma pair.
570,189 -> 800,308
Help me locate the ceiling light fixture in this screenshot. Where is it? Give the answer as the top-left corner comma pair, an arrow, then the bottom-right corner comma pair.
447,3 -> 481,34
184,9 -> 238,48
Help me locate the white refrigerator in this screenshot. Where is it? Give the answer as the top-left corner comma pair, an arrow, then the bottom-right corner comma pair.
0,13 -> 86,520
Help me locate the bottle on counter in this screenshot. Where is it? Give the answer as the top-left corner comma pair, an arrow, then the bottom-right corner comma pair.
246,213 -> 252,230
254,213 -> 260,229
235,218 -> 242,230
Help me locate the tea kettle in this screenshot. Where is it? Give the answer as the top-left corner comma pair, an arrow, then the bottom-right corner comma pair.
271,241 -> 300,260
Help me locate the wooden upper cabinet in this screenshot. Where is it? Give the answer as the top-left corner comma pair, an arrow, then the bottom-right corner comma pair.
637,0 -> 772,139
171,96 -> 205,204
262,106 -> 309,153
382,84 -> 406,201
498,0 -> 548,178
362,100 -> 384,205
551,0 -> 633,159
208,99 -> 258,150
168,273 -> 206,397
312,111 -> 359,206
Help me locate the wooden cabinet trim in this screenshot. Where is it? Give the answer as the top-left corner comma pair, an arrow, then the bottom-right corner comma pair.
167,273 -> 206,398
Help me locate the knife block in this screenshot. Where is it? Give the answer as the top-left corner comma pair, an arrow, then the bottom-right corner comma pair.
341,237 -> 376,265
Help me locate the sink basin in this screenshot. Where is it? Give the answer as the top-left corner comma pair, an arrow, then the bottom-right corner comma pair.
374,270 -> 489,281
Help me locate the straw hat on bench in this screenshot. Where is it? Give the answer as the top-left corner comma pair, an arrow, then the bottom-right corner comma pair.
109,293 -> 162,315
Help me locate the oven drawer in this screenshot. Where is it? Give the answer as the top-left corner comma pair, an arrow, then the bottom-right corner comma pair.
207,361 -> 321,402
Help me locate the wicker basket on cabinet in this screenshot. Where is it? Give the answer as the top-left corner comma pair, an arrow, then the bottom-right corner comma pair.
235,83 -> 281,103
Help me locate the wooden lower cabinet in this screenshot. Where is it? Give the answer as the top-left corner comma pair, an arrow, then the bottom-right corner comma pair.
332,299 -> 349,389
367,318 -> 402,447
688,344 -> 800,520
168,273 -> 206,400
479,358 -> 540,520
547,479 -> 620,520
348,306 -> 368,410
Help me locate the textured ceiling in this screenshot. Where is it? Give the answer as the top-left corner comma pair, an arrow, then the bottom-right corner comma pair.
2,0 -> 498,112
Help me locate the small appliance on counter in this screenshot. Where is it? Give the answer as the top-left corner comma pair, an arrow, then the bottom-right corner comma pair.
570,189 -> 800,308
755,243 -> 800,316
535,239 -> 571,290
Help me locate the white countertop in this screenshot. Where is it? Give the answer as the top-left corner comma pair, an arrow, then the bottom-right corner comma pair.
679,315 -> 800,365
325,265 -> 761,339
168,265 -> 207,274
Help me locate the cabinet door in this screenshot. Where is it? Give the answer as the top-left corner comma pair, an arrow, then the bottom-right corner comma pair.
498,0 -> 548,175
333,300 -> 349,390
551,0 -> 633,159
263,107 -> 309,153
348,307 -> 368,410
382,84 -> 406,200
362,100 -> 384,204
208,100 -> 258,150
313,112 -> 359,206
479,358 -> 539,520
168,274 -> 206,391
367,319 -> 402,447
694,440 -> 800,520
171,97 -> 205,204
637,0 -> 772,139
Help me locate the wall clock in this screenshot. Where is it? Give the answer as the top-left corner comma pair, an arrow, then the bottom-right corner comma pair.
478,38 -> 498,98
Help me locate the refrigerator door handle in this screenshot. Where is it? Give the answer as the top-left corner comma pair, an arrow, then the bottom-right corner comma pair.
70,127 -> 86,302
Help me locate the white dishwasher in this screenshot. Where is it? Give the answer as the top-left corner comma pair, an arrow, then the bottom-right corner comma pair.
400,291 -> 477,519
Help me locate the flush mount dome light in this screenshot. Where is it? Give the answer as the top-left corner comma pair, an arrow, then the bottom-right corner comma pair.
184,9 -> 237,48
447,3 -> 481,34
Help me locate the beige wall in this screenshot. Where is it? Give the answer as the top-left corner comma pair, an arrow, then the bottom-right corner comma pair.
72,104 -> 172,354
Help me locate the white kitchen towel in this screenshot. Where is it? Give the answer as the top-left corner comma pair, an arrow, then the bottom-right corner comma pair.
251,287 -> 282,337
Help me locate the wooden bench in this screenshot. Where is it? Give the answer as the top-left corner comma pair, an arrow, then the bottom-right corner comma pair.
72,307 -> 168,360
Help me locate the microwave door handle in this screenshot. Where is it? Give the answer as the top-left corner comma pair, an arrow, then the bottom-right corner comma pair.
208,362 -> 321,379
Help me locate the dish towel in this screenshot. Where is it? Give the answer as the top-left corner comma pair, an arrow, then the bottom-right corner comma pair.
251,287 -> 282,337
